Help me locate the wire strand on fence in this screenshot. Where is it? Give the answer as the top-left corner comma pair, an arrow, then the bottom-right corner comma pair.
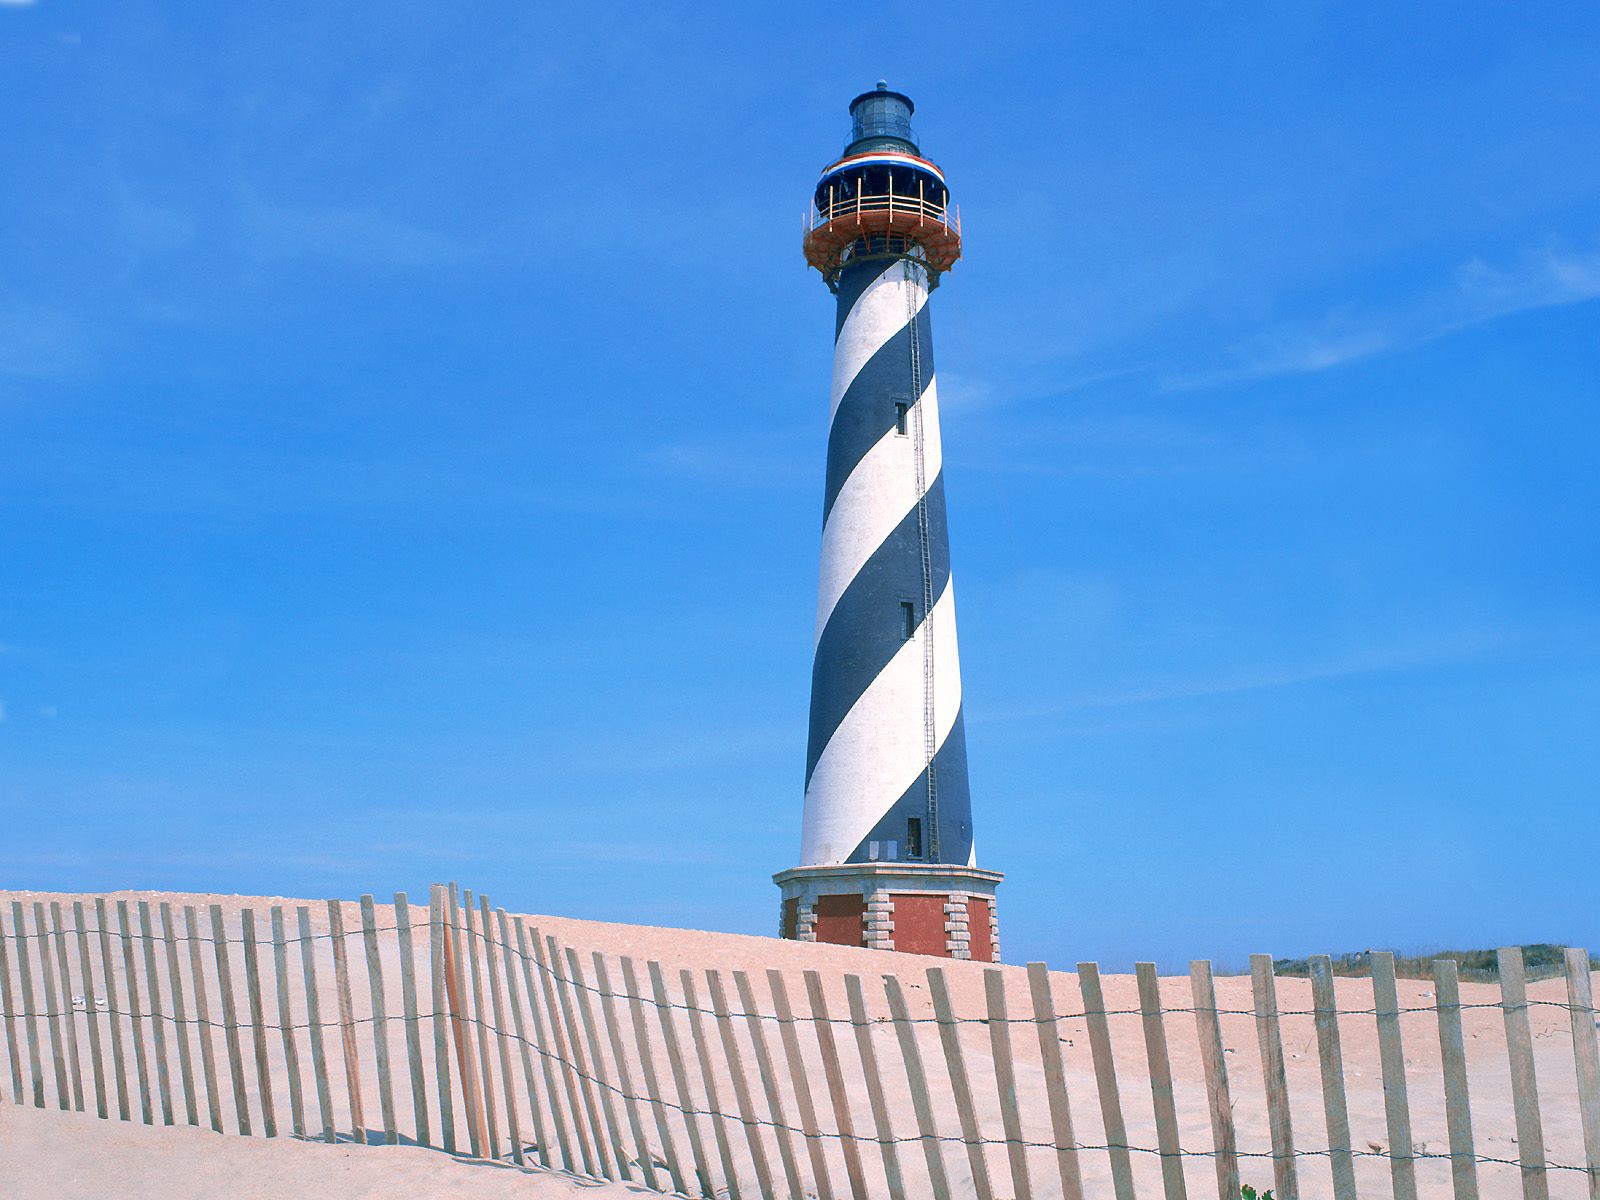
10,993 -> 1594,1177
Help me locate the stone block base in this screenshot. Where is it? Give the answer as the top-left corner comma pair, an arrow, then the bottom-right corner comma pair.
773,863 -> 1003,962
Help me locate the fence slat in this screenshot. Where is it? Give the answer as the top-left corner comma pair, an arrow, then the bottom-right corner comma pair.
296,905 -> 336,1143
135,901 -> 173,1124
496,909 -> 549,1167
47,903 -> 83,1112
882,972 -> 952,1200
734,970 -> 802,1200
1433,958 -> 1480,1200
1027,963 -> 1087,1200
926,967 -> 994,1200
563,943 -> 628,1177
1250,954 -> 1299,1200
1307,955 -> 1357,1200
1136,962 -> 1186,1200
428,887 -> 457,1154
326,899 -> 366,1144
209,904 -> 252,1135
1190,960 -> 1241,1200
269,907 -> 305,1138
477,896 -> 524,1166
444,889 -> 486,1158
807,969 -> 870,1200
1499,946 -> 1550,1200
648,958 -> 715,1197
623,955 -> 685,1192
357,895 -> 397,1145
11,903 -> 45,1109
844,979 -> 908,1200
600,953 -> 661,1190
73,901 -> 107,1119
240,909 -> 276,1137
539,928 -> 612,1177
526,919 -> 595,1175
446,884 -> 488,1157
1080,961 -> 1138,1200
1372,951 -> 1417,1200
10,905 -> 45,1111
1564,948 -> 1600,1200
841,971 -> 905,1200
515,915 -> 577,1172
789,970 -> 846,1200
682,968 -> 742,1199
707,969 -> 777,1200
978,971 -> 1028,1200
460,891 -> 501,1158
185,905 -> 223,1133
394,893 -> 430,1149
160,902 -> 198,1127
95,897 -> 130,1120
34,902 -> 70,1110
118,900 -> 153,1123
0,907 -> 21,1105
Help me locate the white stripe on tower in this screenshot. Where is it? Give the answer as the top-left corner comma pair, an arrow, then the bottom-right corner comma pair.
801,579 -> 963,864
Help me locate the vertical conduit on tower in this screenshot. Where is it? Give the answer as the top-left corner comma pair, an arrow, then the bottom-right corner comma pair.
904,258 -> 940,861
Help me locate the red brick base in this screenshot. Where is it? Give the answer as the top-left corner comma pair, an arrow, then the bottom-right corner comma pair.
812,893 -> 865,947
967,896 -> 994,963
889,893 -> 949,957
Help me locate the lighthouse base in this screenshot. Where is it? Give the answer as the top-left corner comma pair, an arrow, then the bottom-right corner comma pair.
772,863 -> 1003,961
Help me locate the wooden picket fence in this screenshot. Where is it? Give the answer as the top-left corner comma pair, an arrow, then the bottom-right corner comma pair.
2,886 -> 1598,1200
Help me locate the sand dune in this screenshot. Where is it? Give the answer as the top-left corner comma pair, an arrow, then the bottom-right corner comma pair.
0,890 -> 1590,1200
0,1102 -> 650,1199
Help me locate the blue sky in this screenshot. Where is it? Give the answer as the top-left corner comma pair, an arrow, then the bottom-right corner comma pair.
1,3 -> 1596,969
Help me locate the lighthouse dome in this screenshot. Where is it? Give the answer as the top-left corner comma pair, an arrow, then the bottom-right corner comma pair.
846,80 -> 918,155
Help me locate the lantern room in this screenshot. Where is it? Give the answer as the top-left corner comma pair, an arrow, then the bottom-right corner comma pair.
802,82 -> 962,288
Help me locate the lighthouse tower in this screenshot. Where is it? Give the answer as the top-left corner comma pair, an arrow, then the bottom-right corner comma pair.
773,83 -> 1002,961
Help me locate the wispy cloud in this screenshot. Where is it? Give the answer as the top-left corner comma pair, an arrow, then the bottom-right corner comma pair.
233,183 -> 476,271
0,848 -> 369,872
359,836 -> 728,869
104,172 -> 197,275
977,628 -> 1504,726
0,297 -> 94,379
938,365 -> 1153,417
1171,242 -> 1600,389
643,439 -> 811,488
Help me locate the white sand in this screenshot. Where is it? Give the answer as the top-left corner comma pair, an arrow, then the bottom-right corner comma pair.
0,1102 -> 650,1198
1,889 -> 1591,1199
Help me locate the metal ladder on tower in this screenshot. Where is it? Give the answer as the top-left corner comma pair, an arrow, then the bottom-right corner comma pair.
904,258 -> 940,860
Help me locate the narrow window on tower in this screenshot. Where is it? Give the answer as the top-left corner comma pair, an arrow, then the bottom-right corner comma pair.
900,600 -> 916,640
894,401 -> 909,436
906,817 -> 923,859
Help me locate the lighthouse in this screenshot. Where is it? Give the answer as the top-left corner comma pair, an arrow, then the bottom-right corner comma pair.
774,83 -> 1002,961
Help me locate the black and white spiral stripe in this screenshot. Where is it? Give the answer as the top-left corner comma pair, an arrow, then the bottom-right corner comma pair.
799,256 -> 974,868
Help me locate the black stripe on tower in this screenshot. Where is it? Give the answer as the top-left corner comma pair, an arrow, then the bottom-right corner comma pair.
804,473 -> 952,786
847,706 -> 972,865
